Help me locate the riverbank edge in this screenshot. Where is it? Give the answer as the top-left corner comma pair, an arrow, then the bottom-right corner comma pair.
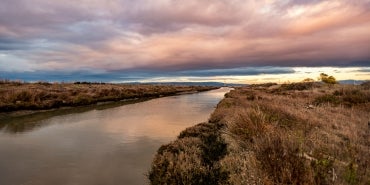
148,82 -> 370,184
148,90 -> 230,184
0,86 -> 218,119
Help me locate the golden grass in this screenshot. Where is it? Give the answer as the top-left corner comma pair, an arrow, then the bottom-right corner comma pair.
219,83 -> 369,185
150,82 -> 370,185
0,81 -> 217,112
149,122 -> 229,185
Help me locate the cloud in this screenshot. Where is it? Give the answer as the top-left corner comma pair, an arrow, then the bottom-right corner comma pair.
176,67 -> 295,77
357,67 -> 370,73
1,66 -> 369,83
0,0 -> 369,76
0,66 -> 295,82
117,0 -> 250,34
0,38 -> 30,50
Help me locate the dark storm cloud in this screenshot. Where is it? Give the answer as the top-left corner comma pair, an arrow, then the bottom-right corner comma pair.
0,38 -> 30,50
0,70 -> 140,82
0,66 -> 296,82
176,67 -> 295,77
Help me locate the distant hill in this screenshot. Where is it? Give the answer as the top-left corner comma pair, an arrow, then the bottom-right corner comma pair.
338,79 -> 368,85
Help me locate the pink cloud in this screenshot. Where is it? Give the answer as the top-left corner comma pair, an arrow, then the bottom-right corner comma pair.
0,0 -> 369,72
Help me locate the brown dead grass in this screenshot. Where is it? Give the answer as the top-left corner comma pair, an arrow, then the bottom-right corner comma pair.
216,83 -> 369,185
150,82 -> 369,185
0,81 -> 217,112
149,122 -> 229,185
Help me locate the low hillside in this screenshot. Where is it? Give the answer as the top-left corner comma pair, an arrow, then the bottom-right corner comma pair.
149,82 -> 370,185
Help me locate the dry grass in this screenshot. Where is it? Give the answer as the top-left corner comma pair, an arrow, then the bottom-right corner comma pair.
0,81 -> 217,112
219,82 -> 369,185
150,82 -> 369,185
149,122 -> 229,185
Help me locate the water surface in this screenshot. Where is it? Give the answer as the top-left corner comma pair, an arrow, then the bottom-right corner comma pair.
0,87 -> 231,185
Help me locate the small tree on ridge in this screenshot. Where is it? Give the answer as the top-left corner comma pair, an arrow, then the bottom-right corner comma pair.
319,73 -> 337,84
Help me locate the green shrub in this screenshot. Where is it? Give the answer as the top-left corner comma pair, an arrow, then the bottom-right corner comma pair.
319,73 -> 337,84
12,91 -> 33,102
73,95 -> 93,105
314,94 -> 340,106
360,81 -> 370,89
280,82 -> 315,91
249,83 -> 277,88
149,122 -> 229,185
311,156 -> 334,185
332,89 -> 369,106
255,134 -> 312,184
342,90 -> 369,105
344,163 -> 359,185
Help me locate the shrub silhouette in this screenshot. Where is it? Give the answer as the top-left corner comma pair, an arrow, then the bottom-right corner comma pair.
319,73 -> 337,84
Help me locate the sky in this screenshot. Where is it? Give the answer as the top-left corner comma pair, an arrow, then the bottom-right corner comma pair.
0,0 -> 369,83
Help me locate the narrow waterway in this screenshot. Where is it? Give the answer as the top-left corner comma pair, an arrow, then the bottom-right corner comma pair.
0,87 -> 231,185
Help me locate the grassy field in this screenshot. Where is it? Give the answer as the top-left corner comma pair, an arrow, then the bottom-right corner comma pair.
149,81 -> 370,185
0,80 -> 218,112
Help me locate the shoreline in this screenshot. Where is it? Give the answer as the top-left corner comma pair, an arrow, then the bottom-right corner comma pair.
0,82 -> 218,115
0,85 -> 218,120
149,82 -> 369,184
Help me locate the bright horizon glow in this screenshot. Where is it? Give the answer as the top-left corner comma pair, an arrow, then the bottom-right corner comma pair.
1,67 -> 369,84
111,67 -> 370,84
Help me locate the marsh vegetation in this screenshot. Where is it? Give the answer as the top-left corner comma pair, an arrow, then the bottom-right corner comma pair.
0,80 -> 217,112
0,87 -> 231,185
150,81 -> 370,185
